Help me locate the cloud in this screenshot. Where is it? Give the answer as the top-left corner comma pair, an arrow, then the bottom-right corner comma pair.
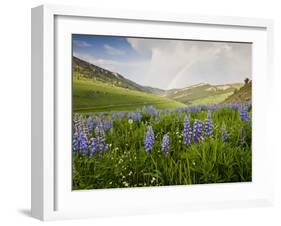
127,38 -> 251,89
73,52 -> 117,69
74,37 -> 251,90
73,51 -> 151,86
104,44 -> 125,55
73,40 -> 92,48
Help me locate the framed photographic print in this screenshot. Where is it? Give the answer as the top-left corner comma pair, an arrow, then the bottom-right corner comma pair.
31,4 -> 274,221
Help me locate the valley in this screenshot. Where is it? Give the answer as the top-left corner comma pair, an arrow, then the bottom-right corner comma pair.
73,56 -> 250,113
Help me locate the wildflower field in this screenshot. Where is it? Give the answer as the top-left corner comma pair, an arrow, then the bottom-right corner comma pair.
72,103 -> 252,190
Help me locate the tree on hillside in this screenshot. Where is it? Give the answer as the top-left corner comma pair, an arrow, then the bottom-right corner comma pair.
244,78 -> 250,84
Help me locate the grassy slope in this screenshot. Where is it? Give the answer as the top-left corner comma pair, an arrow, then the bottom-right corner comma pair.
223,82 -> 252,104
191,93 -> 233,106
73,78 -> 186,112
164,83 -> 243,106
73,56 -> 165,94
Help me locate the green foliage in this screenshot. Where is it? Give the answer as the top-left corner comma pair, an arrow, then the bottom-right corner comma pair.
164,83 -> 243,106
73,108 -> 252,190
73,78 -> 186,112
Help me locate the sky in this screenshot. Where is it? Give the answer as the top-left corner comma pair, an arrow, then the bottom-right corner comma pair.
72,34 -> 252,90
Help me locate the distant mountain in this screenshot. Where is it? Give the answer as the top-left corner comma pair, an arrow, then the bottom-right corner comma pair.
142,86 -> 165,95
73,56 -> 164,94
163,83 -> 243,105
223,81 -> 252,104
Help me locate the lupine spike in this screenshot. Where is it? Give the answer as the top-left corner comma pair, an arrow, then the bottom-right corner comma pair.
193,120 -> 198,142
90,138 -> 97,157
183,115 -> 192,144
193,120 -> 203,142
197,120 -> 203,138
104,120 -> 113,131
128,111 -> 142,121
204,111 -> 214,137
240,105 -> 250,122
162,134 -> 169,154
87,116 -> 97,132
144,125 -> 155,152
142,106 -> 158,117
79,131 -> 89,156
72,131 -> 79,152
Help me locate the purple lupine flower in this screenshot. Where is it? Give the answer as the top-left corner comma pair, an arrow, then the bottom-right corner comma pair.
193,120 -> 198,142
221,124 -> 228,142
204,111 -> 214,137
73,114 -> 84,130
87,116 -> 97,132
104,120 -> 113,131
162,134 -> 169,155
189,106 -> 202,113
128,111 -> 142,121
142,106 -> 158,117
227,103 -> 240,110
183,115 -> 192,144
87,125 -> 109,157
98,136 -> 105,152
193,120 -> 203,143
112,111 -> 126,120
96,131 -> 105,151
72,131 -> 79,152
79,130 -> 89,156
91,136 -> 109,157
240,105 -> 250,122
95,123 -> 105,136
89,138 -> 97,157
197,120 -> 203,138
105,144 -> 109,152
144,125 -> 155,152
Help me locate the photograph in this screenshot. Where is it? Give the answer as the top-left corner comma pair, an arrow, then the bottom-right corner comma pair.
71,34 -> 252,190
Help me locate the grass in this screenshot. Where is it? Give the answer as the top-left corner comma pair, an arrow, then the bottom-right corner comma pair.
164,83 -> 243,106
73,78 -> 186,112
72,75 -> 251,189
72,107 -> 252,189
190,93 -> 233,106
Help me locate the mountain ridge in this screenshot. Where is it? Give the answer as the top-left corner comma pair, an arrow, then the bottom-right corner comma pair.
163,82 -> 243,105
223,81 -> 252,104
73,56 -> 164,94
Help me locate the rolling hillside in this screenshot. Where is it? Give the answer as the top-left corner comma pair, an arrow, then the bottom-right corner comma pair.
73,78 -> 186,113
73,57 -> 185,112
73,56 -> 248,112
73,56 -> 164,94
163,83 -> 243,106
223,81 -> 252,104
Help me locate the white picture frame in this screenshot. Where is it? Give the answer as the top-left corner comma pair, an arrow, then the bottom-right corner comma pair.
31,4 -> 274,221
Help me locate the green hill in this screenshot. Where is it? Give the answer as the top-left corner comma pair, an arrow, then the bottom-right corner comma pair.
72,56 -> 247,111
73,78 -> 186,113
73,57 -> 185,113
163,83 -> 243,106
223,81 -> 252,104
73,56 -> 164,94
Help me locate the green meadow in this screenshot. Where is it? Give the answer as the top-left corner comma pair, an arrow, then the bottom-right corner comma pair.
73,78 -> 186,113
73,108 -> 252,189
